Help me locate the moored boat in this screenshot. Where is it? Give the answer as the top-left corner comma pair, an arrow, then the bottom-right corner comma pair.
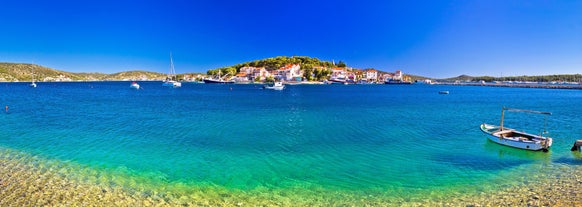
162,53 -> 182,88
30,66 -> 37,88
130,82 -> 140,89
328,77 -> 348,85
264,81 -> 284,90
203,78 -> 235,84
203,70 -> 234,84
385,79 -> 412,84
480,107 -> 552,151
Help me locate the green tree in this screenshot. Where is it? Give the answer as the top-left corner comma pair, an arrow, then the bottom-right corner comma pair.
337,60 -> 346,68
303,67 -> 313,81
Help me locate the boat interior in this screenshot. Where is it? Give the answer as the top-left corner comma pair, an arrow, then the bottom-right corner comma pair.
494,130 -> 541,142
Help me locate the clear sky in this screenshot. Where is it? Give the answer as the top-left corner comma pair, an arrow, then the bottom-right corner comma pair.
0,0 -> 580,78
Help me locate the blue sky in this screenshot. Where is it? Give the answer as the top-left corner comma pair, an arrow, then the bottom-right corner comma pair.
0,0 -> 580,78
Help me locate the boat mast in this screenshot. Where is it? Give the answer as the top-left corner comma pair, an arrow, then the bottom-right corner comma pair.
169,52 -> 175,81
500,107 -> 505,131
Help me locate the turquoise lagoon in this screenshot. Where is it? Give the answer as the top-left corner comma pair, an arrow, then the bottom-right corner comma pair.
0,82 -> 581,204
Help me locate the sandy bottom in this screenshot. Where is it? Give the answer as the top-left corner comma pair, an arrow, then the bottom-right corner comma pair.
1,147 -> 580,206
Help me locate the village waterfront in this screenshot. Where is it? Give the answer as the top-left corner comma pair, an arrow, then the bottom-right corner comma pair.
0,82 -> 581,206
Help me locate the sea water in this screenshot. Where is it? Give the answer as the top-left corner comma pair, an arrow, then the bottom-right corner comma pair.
0,81 -> 580,204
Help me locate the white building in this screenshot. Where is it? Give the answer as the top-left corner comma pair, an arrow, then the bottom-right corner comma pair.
393,70 -> 403,80
364,69 -> 378,81
330,68 -> 346,79
238,66 -> 272,81
277,64 -> 301,81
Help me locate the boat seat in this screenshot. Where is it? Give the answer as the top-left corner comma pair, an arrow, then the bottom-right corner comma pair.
493,130 -> 513,136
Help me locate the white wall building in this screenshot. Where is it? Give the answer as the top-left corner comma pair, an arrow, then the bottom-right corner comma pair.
277,64 -> 301,81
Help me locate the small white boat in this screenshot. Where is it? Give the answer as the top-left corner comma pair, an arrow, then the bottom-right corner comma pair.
480,107 -> 552,151
162,53 -> 182,88
130,82 -> 140,89
30,66 -> 37,88
264,81 -> 285,90
162,79 -> 182,88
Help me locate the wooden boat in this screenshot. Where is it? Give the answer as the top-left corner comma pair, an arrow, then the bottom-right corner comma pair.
480,107 -> 552,151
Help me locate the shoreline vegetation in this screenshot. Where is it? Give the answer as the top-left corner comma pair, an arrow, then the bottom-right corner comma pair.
0,146 -> 580,206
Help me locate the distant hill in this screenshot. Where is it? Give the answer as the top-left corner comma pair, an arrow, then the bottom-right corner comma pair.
0,62 -> 81,82
0,62 -> 166,81
442,75 -> 476,81
406,74 -> 431,82
442,74 -> 582,82
102,71 -> 166,81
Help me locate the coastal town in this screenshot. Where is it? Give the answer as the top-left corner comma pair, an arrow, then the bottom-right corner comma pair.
191,64 -> 415,84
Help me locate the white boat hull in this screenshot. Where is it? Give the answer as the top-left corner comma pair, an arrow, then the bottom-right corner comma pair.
264,82 -> 284,90
162,81 -> 181,88
480,123 -> 552,151
265,85 -> 284,90
130,83 -> 140,89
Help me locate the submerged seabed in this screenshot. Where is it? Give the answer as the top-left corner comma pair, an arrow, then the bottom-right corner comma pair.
1,146 -> 580,206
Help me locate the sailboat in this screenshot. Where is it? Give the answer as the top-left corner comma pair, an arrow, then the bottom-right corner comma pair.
480,107 -> 553,151
203,69 -> 234,84
162,53 -> 182,88
30,65 -> 37,88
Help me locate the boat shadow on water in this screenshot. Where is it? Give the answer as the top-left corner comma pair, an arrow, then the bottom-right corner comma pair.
482,140 -> 553,161
431,141 -> 553,171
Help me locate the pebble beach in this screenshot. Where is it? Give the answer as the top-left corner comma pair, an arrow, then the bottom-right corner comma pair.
1,146 -> 580,206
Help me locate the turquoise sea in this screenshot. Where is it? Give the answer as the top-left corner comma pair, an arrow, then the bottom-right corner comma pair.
1,81 -> 581,204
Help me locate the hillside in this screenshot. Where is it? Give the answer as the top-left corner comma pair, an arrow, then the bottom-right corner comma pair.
207,56 -> 337,76
102,71 -> 166,80
0,62 -> 166,81
442,74 -> 582,82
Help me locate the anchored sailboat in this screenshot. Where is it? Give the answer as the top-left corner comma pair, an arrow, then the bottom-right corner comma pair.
30,65 -> 37,88
480,107 -> 552,151
162,53 -> 182,88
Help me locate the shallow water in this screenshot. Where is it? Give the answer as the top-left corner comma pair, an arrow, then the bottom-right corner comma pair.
0,82 -> 580,204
